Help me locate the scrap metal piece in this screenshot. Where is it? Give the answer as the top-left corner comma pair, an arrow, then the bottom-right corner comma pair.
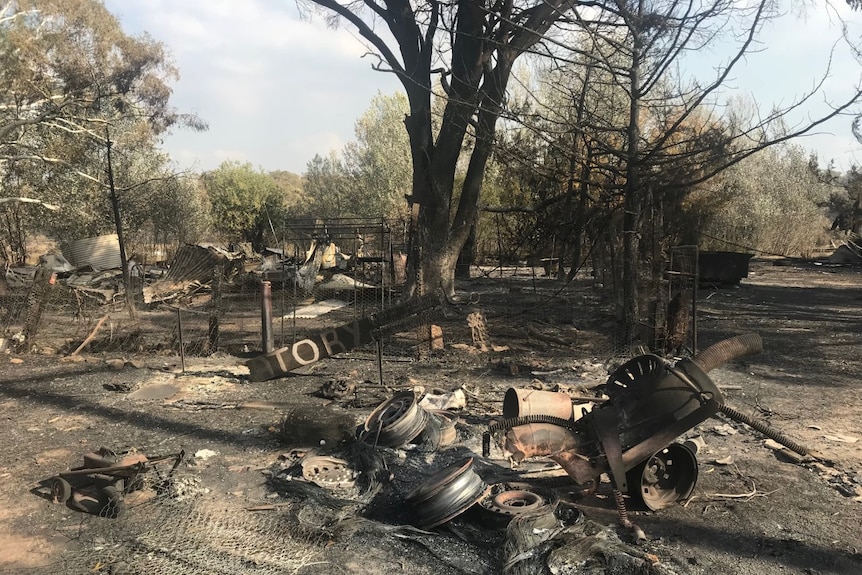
626,442 -> 698,511
248,317 -> 375,382
301,456 -> 356,490
246,293 -> 441,381
603,351 -> 723,472
320,378 -> 357,400
477,482 -> 556,529
429,410 -> 459,446
361,391 -> 429,448
405,457 -> 489,529
143,244 -> 243,304
48,448 -> 184,517
591,406 -> 627,493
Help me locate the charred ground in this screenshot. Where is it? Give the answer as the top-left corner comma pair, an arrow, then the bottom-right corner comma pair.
0,259 -> 860,575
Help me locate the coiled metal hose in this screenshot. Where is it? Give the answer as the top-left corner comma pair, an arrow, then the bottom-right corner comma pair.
483,414 -> 577,457
718,403 -> 810,456
692,333 -> 812,457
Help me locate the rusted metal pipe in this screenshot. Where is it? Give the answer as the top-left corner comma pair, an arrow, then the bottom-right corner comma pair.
176,308 -> 185,373
503,388 -> 575,420
261,281 -> 274,353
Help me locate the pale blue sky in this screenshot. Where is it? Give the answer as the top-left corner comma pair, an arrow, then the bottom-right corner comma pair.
103,0 -> 862,175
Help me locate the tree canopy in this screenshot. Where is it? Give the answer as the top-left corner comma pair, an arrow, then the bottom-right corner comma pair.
202,161 -> 284,250
302,91 -> 411,220
309,0 -> 862,342
0,0 -> 206,263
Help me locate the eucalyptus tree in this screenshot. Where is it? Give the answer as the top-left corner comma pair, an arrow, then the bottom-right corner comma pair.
308,0 -> 582,298
270,170 -> 306,211
0,0 -> 204,264
302,92 -> 413,220
302,151 -> 356,219
343,91 -> 412,220
487,44 -> 633,280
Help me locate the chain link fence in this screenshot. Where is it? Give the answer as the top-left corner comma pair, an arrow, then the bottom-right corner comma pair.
3,214 -> 698,368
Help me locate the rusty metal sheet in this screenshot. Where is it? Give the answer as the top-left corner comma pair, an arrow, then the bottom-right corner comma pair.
246,318 -> 375,381
246,293 -> 441,381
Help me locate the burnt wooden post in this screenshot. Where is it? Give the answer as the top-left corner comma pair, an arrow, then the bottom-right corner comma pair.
176,307 -> 186,372
20,265 -> 54,352
261,280 -> 274,353
207,261 -> 223,353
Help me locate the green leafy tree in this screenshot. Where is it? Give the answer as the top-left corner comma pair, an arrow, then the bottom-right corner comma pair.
701,144 -> 837,257
343,91 -> 412,219
202,161 -> 283,250
270,170 -> 305,210
302,151 -> 355,219
302,92 -> 411,221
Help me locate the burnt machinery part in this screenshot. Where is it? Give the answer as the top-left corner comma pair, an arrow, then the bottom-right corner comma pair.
51,477 -> 72,503
362,391 -> 430,448
483,413 -> 579,457
101,485 -> 126,518
405,457 -> 489,529
503,388 -> 575,420
690,335 -> 814,456
477,482 -> 556,529
718,403 -> 811,456
604,353 -> 722,451
429,410 -> 459,446
693,333 -> 762,374
626,442 -> 698,511
301,456 -> 356,489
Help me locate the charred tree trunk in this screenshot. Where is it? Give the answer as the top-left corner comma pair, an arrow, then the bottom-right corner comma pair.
622,14 -> 644,345
455,215 -> 477,279
406,0 -> 489,298
105,128 -> 136,320
310,0 -> 575,301
19,265 -> 53,352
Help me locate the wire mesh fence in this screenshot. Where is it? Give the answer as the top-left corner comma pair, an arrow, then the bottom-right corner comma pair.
1,218 -> 418,362
15,486 -> 328,575
2,206 -> 697,370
